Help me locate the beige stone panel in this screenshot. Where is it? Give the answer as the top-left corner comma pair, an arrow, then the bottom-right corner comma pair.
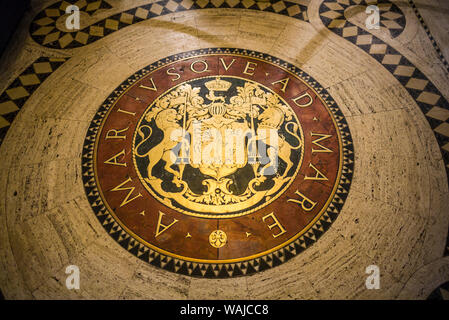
403,24 -> 445,73
195,11 -> 240,36
235,11 -> 289,54
25,195 -> 121,299
104,15 -> 202,70
244,221 -> 352,299
195,35 -> 238,47
102,11 -> 312,72
347,109 -> 435,218
270,19 -> 331,68
77,196 -> 110,237
327,70 -> 410,116
418,145 -> 449,264
246,260 -> 318,299
403,96 -> 447,163
417,0 -> 449,10
235,31 -> 278,55
44,197 -> 105,258
297,219 -> 402,299
61,46 -> 136,93
21,76 -> 108,123
305,242 -> 403,299
11,196 -> 104,298
188,277 -> 249,300
299,39 -> 373,88
238,12 -> 287,39
0,168 -> 33,299
33,239 -> 140,299
244,223 -> 401,299
273,276 -> 317,300
420,191 -> 449,264
397,256 -> 449,299
5,159 -> 83,224
333,190 -> 427,284
119,261 -> 191,299
103,9 -> 280,62
32,277 -> 94,299
215,277 -> 250,299
0,115 -> 88,169
7,214 -> 71,292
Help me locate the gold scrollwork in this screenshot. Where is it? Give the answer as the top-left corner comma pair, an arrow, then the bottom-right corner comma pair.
133,76 -> 304,217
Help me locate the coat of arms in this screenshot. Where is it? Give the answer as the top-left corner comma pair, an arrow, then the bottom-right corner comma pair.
133,76 -> 304,217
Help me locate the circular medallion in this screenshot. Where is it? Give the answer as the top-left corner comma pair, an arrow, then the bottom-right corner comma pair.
82,48 -> 354,278
209,230 -> 227,249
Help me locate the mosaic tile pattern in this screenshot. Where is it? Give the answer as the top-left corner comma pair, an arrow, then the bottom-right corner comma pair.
30,0 -> 309,49
319,0 -> 449,256
0,0 -> 445,262
0,57 -> 68,145
320,0 -> 406,38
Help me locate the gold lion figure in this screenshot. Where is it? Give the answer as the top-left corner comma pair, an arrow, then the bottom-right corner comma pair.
134,109 -> 184,186
256,105 -> 303,180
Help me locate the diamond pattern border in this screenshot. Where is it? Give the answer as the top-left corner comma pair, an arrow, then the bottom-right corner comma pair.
408,0 -> 449,74
319,0 -> 449,256
30,0 -> 309,49
321,0 -> 406,39
0,57 -> 68,145
81,48 -> 355,278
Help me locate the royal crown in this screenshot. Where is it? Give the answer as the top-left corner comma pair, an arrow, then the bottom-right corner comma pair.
205,77 -> 232,92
